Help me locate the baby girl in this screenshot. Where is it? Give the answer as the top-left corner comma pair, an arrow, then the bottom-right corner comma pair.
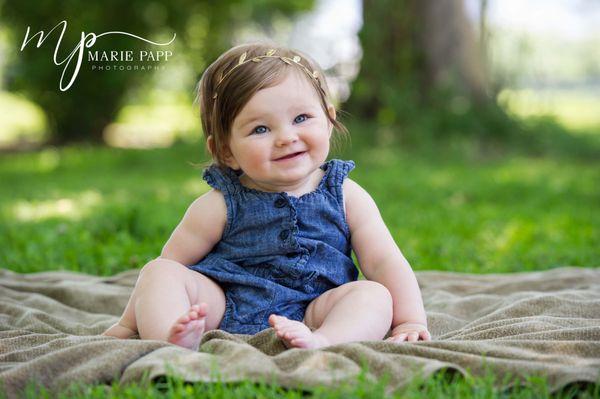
103,42 -> 431,350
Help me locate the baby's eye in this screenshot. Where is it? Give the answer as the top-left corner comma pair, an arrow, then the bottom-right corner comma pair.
251,125 -> 268,135
294,114 -> 309,124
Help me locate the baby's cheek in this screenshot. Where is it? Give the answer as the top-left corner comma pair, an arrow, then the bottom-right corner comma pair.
242,147 -> 264,163
251,152 -> 273,174
313,135 -> 330,156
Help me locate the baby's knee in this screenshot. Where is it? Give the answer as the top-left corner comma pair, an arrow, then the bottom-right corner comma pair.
351,280 -> 393,306
138,258 -> 187,281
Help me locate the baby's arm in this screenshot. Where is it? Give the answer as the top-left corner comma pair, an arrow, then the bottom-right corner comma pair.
343,179 -> 429,341
159,189 -> 227,266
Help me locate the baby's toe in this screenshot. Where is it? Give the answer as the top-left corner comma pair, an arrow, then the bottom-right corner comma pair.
270,314 -> 290,328
278,324 -> 300,337
190,304 -> 201,312
268,314 -> 280,327
285,332 -> 301,341
194,303 -> 209,317
276,327 -> 292,337
188,303 -> 209,321
171,322 -> 185,334
187,311 -> 198,320
276,320 -> 295,330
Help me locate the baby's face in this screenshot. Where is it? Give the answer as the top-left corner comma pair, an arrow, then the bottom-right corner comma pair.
226,70 -> 333,191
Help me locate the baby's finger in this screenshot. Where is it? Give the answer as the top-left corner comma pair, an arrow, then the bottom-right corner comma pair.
386,334 -> 403,342
394,333 -> 408,342
407,332 -> 419,342
420,330 -> 432,341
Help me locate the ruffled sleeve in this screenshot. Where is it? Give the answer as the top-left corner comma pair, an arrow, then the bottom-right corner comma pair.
202,165 -> 240,238
202,164 -> 239,197
323,159 -> 355,203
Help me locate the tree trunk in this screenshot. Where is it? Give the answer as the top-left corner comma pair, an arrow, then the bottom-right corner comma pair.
346,0 -> 489,123
417,0 -> 488,102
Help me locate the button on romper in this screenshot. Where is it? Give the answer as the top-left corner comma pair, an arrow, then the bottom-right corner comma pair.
188,159 -> 358,335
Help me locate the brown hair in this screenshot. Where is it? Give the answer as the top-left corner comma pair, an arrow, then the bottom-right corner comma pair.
197,42 -> 348,167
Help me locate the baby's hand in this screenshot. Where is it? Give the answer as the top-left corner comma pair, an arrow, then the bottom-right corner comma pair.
385,322 -> 431,343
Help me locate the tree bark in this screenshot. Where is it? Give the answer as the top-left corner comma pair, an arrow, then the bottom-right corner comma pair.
346,0 -> 489,121
417,0 -> 488,102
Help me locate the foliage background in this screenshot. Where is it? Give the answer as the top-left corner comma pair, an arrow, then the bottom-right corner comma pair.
0,0 -> 597,275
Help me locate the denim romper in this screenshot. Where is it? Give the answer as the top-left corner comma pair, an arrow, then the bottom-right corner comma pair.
188,159 -> 359,335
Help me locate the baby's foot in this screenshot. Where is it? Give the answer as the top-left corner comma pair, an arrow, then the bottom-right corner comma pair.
268,314 -> 330,349
167,303 -> 208,351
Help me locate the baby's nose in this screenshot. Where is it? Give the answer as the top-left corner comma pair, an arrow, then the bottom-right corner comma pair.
275,129 -> 299,145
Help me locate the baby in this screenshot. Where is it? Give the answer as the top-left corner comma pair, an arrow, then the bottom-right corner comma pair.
103,42 -> 431,351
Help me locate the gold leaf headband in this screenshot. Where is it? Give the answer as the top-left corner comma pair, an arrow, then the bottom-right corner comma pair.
212,49 -> 321,100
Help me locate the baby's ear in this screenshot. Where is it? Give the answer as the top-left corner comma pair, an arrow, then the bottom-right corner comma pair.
223,146 -> 240,170
206,135 -> 215,156
207,135 -> 239,169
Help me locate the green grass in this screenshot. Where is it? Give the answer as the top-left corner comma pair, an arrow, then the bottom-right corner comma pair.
1,127 -> 597,275
11,363 -> 600,398
1,121 -> 599,397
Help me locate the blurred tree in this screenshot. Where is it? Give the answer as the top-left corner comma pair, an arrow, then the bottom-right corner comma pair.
0,0 -> 313,144
419,0 -> 487,101
346,0 -> 503,137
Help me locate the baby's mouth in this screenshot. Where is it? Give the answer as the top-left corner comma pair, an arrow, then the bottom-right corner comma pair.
274,151 -> 306,161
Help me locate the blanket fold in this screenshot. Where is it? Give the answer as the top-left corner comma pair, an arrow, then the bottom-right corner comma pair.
1,266 -> 599,397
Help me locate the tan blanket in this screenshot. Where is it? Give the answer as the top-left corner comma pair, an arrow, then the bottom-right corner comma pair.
1,266 -> 599,397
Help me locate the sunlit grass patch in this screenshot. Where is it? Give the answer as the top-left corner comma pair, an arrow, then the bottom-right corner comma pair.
0,91 -> 48,147
0,89 -> 202,149
498,89 -> 600,134
103,94 -> 201,148
10,190 -> 103,222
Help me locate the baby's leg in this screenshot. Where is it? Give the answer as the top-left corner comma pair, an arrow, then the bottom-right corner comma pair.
269,280 -> 392,349
102,258 -> 226,351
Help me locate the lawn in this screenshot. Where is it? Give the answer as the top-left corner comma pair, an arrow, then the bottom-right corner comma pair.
0,121 -> 598,397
